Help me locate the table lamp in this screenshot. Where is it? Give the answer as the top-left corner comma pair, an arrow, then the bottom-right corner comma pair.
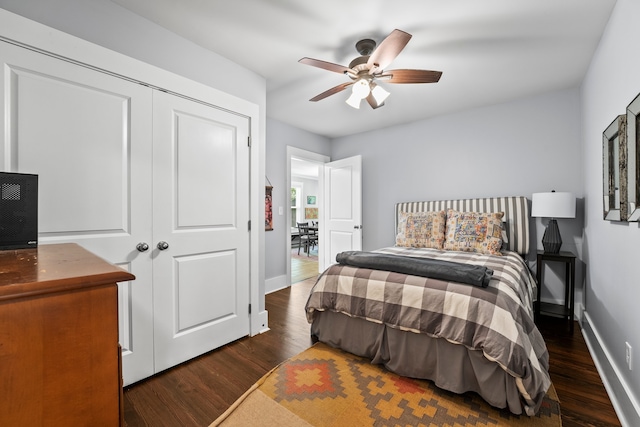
531,191 -> 576,254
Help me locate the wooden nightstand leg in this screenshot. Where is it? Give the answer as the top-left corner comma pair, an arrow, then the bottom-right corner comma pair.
564,262 -> 570,312
569,258 -> 575,334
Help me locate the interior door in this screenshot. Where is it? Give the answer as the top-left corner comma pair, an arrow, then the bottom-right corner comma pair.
321,155 -> 362,271
0,41 -> 155,385
152,91 -> 251,372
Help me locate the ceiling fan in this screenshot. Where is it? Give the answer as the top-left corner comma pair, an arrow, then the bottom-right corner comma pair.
299,29 -> 442,110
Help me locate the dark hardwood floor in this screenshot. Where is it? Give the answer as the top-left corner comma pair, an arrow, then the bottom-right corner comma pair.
123,278 -> 621,427
536,315 -> 621,427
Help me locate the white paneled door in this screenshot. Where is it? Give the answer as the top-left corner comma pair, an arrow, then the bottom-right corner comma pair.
152,91 -> 250,372
0,40 -> 252,383
0,40 -> 155,384
321,155 -> 362,271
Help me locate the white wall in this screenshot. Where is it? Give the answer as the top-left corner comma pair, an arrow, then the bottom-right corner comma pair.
331,88 -> 585,306
581,0 -> 640,424
265,119 -> 330,283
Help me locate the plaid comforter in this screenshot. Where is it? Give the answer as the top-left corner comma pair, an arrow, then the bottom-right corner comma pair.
305,247 -> 551,415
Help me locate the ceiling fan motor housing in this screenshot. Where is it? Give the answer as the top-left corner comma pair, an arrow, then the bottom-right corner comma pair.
348,38 -> 377,75
355,38 -> 376,55
348,55 -> 371,74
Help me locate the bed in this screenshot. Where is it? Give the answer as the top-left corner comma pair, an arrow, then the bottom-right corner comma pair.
305,196 -> 550,416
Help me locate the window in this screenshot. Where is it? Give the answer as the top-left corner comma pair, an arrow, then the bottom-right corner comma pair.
291,182 -> 303,226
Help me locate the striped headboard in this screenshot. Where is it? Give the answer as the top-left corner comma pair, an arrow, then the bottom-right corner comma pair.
395,196 -> 530,256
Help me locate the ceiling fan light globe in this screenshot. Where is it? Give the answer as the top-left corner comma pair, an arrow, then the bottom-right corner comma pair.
346,92 -> 362,109
371,84 -> 390,105
351,79 -> 370,99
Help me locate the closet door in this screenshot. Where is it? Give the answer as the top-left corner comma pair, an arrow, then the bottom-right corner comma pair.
152,91 -> 251,371
0,41 -> 155,385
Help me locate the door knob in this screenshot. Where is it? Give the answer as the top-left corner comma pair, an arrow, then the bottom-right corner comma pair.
157,241 -> 169,250
136,242 -> 149,252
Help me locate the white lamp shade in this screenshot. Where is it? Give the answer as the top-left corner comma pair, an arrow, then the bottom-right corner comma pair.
351,79 -> 370,98
345,92 -> 362,109
531,192 -> 576,218
370,84 -> 390,105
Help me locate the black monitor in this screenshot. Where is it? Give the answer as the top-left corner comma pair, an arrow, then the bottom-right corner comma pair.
0,172 -> 38,250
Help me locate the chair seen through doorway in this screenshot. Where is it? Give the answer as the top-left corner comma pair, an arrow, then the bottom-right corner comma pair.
297,222 -> 318,256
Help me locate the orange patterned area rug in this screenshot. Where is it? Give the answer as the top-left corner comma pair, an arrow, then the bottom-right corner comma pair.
210,342 -> 562,427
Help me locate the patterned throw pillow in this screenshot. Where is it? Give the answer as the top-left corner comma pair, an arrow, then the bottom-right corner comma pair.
396,210 -> 446,249
444,210 -> 504,256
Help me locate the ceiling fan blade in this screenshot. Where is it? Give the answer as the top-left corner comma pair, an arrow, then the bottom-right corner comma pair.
309,82 -> 354,102
299,57 -> 351,75
367,29 -> 412,71
379,69 -> 442,84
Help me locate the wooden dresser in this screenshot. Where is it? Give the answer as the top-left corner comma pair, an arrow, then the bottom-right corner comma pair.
0,243 -> 135,426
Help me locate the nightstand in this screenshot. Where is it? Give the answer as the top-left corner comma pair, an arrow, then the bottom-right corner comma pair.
535,250 -> 576,333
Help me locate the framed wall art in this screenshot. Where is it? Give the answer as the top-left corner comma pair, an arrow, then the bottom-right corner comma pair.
265,185 -> 273,231
305,207 -> 318,220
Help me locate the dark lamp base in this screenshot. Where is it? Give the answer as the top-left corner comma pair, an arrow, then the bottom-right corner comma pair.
542,219 -> 562,254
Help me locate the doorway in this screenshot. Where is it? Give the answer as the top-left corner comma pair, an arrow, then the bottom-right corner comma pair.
291,159 -> 319,282
286,147 -> 329,286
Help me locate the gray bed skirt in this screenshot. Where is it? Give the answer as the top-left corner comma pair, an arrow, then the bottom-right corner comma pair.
310,310 -> 524,414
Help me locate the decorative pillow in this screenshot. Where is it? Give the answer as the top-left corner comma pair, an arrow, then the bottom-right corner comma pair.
396,210 -> 446,249
444,210 -> 504,256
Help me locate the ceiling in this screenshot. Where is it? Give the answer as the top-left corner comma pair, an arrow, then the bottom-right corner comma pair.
112,0 -> 616,139
291,158 -> 319,179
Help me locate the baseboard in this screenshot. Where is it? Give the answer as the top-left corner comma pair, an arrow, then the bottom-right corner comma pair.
251,310 -> 269,335
575,302 -> 584,323
582,311 -> 640,427
265,274 -> 288,294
